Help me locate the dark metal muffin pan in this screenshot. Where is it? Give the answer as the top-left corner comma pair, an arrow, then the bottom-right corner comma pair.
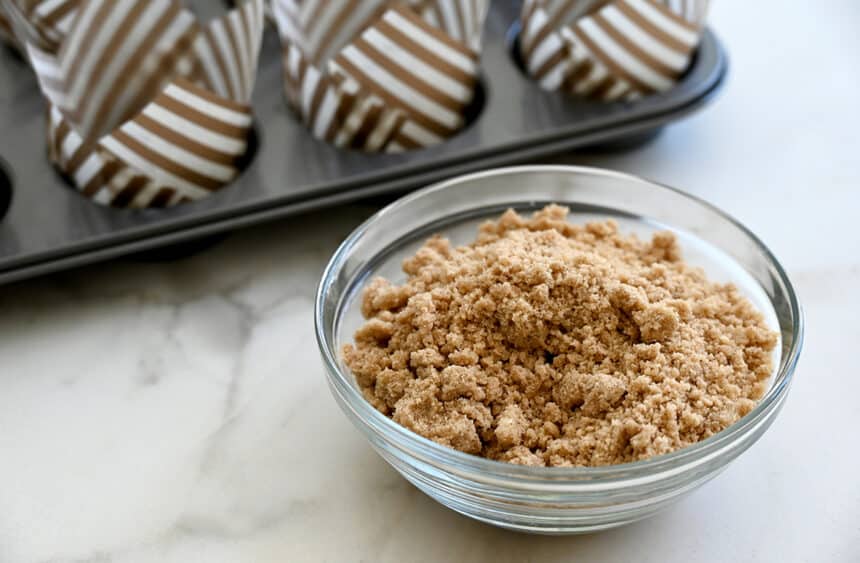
0,1 -> 727,285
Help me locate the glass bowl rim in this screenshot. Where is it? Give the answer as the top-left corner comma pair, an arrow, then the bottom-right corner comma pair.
315,165 -> 804,484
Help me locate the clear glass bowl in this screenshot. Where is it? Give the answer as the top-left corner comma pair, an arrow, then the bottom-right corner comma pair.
314,166 -> 803,534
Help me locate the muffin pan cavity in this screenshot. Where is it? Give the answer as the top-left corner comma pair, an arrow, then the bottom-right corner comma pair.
0,158 -> 11,221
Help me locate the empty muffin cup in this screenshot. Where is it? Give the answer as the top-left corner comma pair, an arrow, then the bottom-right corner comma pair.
519,0 -> 709,102
272,0 -> 489,152
27,0 -> 265,209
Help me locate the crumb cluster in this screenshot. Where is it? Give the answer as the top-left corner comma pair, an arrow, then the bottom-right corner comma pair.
343,206 -> 778,467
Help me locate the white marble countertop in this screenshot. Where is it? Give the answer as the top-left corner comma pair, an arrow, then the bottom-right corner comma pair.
1,2 -> 858,562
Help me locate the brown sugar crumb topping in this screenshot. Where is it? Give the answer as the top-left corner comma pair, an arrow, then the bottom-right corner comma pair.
343,205 -> 779,467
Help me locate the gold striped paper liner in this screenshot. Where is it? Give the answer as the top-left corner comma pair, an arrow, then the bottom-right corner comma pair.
520,0 -> 709,102
27,0 -> 264,209
273,0 -> 489,153
0,0 -> 79,53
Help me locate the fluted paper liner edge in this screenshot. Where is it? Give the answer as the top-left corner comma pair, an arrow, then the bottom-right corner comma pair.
520,0 -> 709,102
273,0 -> 489,153
0,0 -> 79,54
24,0 -> 264,209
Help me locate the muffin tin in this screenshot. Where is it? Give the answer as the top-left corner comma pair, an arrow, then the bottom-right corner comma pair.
0,1 -> 727,285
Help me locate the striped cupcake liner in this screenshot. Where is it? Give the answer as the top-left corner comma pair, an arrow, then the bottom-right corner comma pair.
24,0 -> 264,209
520,0 -> 709,102
273,0 -> 489,153
0,0 -> 79,54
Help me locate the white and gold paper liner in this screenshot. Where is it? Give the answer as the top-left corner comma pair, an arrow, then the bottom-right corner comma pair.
520,0 -> 709,102
25,0 -> 264,209
273,0 -> 489,152
0,0 -> 79,53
